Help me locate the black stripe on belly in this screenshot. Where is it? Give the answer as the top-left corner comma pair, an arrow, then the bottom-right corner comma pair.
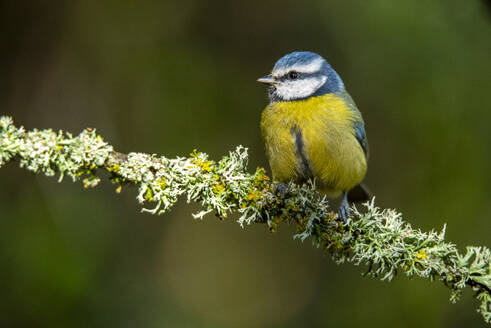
290,125 -> 314,180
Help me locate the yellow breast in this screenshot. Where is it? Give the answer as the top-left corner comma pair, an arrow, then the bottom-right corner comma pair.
260,93 -> 367,196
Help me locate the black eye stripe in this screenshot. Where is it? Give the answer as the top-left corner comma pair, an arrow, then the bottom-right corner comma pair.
276,71 -> 319,81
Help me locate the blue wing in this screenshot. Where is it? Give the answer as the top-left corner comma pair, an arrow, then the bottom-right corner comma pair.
354,121 -> 369,158
339,90 -> 369,158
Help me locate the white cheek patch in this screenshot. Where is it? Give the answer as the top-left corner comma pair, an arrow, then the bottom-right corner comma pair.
275,76 -> 327,101
273,57 -> 324,78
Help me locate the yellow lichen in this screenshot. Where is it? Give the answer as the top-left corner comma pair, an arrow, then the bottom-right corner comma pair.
214,183 -> 226,194
191,156 -> 213,172
107,164 -> 120,173
158,178 -> 167,189
415,249 -> 428,260
145,187 -> 153,201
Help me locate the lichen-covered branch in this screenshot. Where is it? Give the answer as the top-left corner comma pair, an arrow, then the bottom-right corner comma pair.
0,116 -> 490,323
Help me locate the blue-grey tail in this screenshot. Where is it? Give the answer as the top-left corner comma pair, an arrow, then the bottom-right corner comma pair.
347,183 -> 371,203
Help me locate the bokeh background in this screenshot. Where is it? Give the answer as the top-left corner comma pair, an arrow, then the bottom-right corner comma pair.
1,1 -> 490,327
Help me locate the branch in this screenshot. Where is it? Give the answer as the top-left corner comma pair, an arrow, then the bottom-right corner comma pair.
0,116 -> 490,323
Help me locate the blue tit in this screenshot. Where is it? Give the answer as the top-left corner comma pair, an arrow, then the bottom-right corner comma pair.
258,51 -> 370,221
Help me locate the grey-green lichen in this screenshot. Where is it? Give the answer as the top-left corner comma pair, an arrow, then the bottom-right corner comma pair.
1,115 -> 490,323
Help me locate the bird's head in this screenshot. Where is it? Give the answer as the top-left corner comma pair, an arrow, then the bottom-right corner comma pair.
258,51 -> 344,102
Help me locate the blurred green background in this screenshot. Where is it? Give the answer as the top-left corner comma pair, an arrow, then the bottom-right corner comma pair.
1,1 -> 490,327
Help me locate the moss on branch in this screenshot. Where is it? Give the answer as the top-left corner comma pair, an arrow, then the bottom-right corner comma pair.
0,116 -> 490,323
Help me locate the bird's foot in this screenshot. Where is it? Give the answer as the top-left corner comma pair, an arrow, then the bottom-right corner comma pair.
274,183 -> 287,197
337,192 -> 351,223
337,204 -> 350,223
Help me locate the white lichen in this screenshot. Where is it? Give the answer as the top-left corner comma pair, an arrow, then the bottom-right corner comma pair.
0,115 -> 489,323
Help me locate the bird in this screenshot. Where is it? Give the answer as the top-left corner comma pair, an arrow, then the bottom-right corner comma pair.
258,51 -> 370,221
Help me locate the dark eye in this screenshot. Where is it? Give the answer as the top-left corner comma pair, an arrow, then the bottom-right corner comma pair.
288,71 -> 298,80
